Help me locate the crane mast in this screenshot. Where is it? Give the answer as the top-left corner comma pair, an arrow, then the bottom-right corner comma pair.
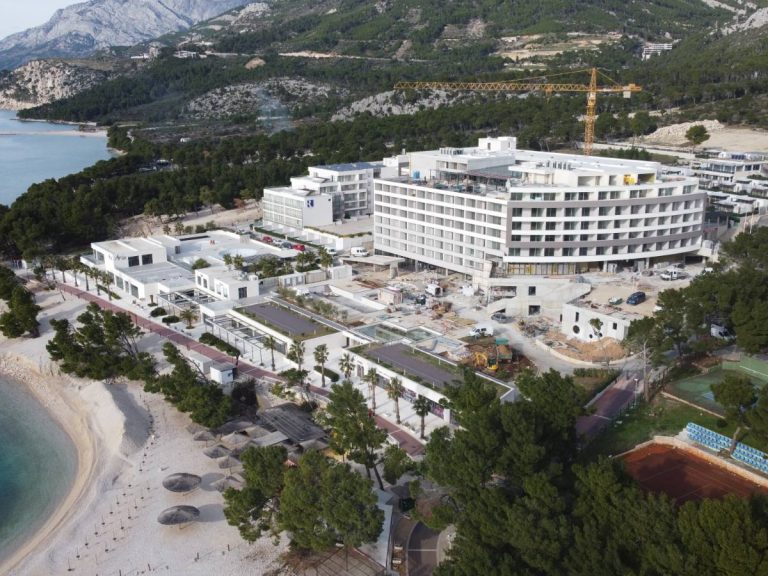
394,67 -> 641,156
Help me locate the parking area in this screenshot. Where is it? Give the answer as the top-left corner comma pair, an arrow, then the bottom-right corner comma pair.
367,343 -> 460,389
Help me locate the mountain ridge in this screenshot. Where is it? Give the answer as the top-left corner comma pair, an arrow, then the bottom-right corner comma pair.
0,0 -> 253,70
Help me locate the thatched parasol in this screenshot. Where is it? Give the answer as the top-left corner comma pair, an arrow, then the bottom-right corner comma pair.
157,505 -> 200,526
217,455 -> 242,470
162,473 -> 202,493
211,475 -> 244,493
193,430 -> 216,443
203,445 -> 231,459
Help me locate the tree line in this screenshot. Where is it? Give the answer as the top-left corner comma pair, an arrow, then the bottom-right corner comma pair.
46,302 -> 232,427
420,369 -> 768,575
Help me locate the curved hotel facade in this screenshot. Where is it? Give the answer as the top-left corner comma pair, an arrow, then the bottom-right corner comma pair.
373,137 -> 705,279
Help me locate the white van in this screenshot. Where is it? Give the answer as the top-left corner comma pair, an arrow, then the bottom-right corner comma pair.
710,324 -> 734,340
351,247 -> 369,257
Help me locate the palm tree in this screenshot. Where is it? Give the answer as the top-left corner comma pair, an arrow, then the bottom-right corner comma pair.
264,335 -> 277,371
339,353 -> 354,381
179,308 -> 198,329
364,367 -> 379,411
386,377 -> 405,424
313,344 -> 329,388
413,396 -> 431,440
287,340 -> 306,385
223,254 -> 234,270
99,271 -> 114,300
53,256 -> 69,284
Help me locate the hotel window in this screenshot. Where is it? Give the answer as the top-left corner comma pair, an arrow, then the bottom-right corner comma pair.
141,254 -> 153,265
127,256 -> 140,267
238,287 -> 248,299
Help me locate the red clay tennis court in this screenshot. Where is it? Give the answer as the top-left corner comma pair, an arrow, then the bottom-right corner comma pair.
622,444 -> 768,504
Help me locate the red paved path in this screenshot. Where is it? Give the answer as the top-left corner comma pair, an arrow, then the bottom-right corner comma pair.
58,284 -> 425,456
623,443 -> 768,503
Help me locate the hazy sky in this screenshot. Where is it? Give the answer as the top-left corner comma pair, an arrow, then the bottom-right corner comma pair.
0,1 -> 78,39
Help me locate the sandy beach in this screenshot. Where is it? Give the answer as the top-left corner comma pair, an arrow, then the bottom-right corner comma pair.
0,290 -> 288,576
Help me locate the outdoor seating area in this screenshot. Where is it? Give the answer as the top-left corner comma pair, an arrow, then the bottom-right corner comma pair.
686,422 -> 768,474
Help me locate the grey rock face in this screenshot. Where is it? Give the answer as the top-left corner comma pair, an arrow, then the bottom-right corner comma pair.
0,0 -> 251,70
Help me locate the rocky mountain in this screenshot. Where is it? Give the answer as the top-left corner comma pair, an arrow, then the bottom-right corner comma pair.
0,59 -> 114,110
0,0 -> 253,70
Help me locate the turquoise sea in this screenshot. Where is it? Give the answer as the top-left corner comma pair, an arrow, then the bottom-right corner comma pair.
0,375 -> 77,565
0,109 -> 112,206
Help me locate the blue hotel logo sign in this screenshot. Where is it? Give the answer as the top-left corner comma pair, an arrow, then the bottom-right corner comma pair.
307,199 -> 315,208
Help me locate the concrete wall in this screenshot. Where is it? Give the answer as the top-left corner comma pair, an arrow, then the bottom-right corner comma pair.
561,303 -> 632,342
481,277 -> 592,320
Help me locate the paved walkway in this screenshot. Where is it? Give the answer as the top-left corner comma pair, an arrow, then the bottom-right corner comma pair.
57,283 -> 426,456
576,370 -> 643,439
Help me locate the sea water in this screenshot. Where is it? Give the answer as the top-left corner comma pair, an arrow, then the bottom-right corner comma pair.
0,376 -> 77,564
0,109 -> 112,206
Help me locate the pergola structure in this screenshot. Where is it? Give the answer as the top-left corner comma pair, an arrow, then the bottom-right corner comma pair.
206,314 -> 275,364
157,288 -> 218,315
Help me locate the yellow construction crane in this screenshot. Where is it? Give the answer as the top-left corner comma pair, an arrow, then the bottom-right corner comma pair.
394,68 -> 642,156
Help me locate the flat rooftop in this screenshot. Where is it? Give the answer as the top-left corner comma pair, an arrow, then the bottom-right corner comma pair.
122,262 -> 193,285
239,302 -> 332,338
569,299 -> 643,322
313,216 -> 373,236
314,161 -> 379,172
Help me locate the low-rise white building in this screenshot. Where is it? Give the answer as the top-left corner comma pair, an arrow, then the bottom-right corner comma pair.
561,301 -> 641,342
82,230 -> 290,302
693,154 -> 767,190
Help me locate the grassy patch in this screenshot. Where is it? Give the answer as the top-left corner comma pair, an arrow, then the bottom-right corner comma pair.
236,306 -> 335,342
582,396 -> 768,461
573,368 -> 620,399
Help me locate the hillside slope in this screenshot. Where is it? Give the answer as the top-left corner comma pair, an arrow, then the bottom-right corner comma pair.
0,0 -> 252,70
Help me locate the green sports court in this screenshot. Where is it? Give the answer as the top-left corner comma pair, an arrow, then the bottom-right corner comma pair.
666,357 -> 768,415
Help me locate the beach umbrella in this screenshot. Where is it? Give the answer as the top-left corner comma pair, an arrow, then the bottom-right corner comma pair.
218,455 -> 242,470
221,431 -> 251,449
157,505 -> 200,526
203,445 -> 231,459
216,419 -> 254,435
186,423 -> 206,435
211,475 -> 244,493
162,473 -> 202,493
193,430 -> 216,443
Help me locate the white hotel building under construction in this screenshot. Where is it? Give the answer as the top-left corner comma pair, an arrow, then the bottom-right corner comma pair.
373,137 -> 706,282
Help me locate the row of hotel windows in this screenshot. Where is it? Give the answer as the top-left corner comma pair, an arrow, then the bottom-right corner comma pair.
508,238 -> 695,257
374,227 -> 501,252
126,254 -> 154,267
374,216 -> 503,242
506,185 -> 697,202
374,185 -> 505,211
375,208 -> 504,237
375,195 -> 504,223
511,227 -> 698,243
511,213 -> 700,231
511,200 -> 701,219
375,182 -> 697,202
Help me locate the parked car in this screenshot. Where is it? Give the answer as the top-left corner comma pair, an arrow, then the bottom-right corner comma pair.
626,291 -> 646,305
608,297 -> 623,306
660,269 -> 686,281
293,244 -> 306,252
261,236 -> 273,244
470,325 -> 494,338
325,247 -> 338,256
710,323 -> 735,340
280,241 -> 294,249
491,312 -> 509,322
351,247 -> 369,257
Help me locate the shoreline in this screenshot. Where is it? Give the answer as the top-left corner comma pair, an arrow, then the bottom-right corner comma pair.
0,354 -> 97,576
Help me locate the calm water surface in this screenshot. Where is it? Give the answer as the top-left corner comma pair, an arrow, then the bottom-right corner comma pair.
0,376 -> 77,564
0,109 -> 112,206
